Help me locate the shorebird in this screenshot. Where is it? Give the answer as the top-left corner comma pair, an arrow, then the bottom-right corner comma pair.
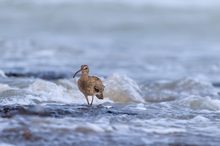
73,65 -> 104,106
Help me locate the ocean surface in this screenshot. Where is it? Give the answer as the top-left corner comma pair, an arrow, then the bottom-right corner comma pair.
0,0 -> 220,145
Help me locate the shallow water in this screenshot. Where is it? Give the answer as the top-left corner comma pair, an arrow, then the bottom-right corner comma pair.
1,0 -> 220,146
1,103 -> 220,146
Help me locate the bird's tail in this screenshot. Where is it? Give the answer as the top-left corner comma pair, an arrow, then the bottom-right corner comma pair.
96,93 -> 104,99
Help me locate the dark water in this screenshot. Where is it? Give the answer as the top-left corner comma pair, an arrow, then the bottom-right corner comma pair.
0,0 -> 220,146
1,103 -> 220,146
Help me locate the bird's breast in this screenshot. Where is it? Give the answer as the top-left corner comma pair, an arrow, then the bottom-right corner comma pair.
78,79 -> 95,95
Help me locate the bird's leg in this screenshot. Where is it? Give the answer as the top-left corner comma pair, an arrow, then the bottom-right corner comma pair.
84,95 -> 90,106
90,96 -> 94,106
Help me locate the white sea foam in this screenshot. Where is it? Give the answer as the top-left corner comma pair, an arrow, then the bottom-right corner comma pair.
27,79 -> 82,104
0,143 -> 15,146
178,96 -> 220,111
190,115 -> 210,122
143,77 -> 219,102
0,84 -> 31,105
29,117 -> 110,133
0,91 -> 38,105
141,127 -> 186,134
134,103 -> 146,110
0,79 -> 78,105
113,118 -> 186,135
0,70 -> 6,78
104,74 -> 144,103
173,77 -> 217,96
0,84 -> 12,93
0,75 -> 219,106
75,123 -> 105,133
25,79 -> 110,105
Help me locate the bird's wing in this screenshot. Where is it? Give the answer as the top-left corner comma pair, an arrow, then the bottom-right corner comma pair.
90,76 -> 104,92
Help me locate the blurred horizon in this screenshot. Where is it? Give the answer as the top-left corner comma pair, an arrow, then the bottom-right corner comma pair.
0,0 -> 220,81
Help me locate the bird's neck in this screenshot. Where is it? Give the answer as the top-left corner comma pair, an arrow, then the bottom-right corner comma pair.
80,73 -> 89,80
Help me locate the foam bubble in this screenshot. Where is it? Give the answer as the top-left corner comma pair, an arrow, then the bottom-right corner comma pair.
104,74 -> 144,103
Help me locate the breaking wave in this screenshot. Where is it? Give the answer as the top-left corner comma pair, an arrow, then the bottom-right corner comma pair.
177,96 -> 220,111
0,70 -> 6,78
0,74 -> 144,105
143,77 -> 219,102
0,74 -> 220,111
104,74 -> 144,103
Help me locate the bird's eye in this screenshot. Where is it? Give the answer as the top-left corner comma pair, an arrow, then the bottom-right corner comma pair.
84,67 -> 88,70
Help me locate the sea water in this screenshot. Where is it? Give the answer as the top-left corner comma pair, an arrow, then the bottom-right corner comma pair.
0,0 -> 220,145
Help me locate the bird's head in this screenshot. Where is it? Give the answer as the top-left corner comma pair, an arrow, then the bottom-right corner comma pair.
73,65 -> 89,78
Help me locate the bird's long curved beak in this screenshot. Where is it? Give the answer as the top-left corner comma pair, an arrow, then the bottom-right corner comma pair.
73,69 -> 81,78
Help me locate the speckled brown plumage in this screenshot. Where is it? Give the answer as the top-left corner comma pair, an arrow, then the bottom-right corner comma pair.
73,65 -> 104,106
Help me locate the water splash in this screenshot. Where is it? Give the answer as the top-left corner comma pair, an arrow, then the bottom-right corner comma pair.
143,77 -> 219,102
104,74 -> 144,103
0,84 -> 12,93
27,79 -> 81,104
0,74 -> 220,111
0,70 -> 6,78
178,96 -> 220,111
